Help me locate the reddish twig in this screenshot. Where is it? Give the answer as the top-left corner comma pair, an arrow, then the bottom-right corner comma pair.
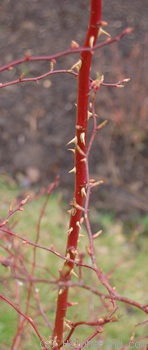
64,315 -> 116,345
0,69 -> 77,88
0,28 -> 133,76
0,294 -> 48,350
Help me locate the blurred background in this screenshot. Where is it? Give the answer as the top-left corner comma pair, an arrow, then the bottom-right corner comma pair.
0,0 -> 147,217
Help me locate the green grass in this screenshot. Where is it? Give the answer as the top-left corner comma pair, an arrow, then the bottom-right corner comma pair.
0,175 -> 147,349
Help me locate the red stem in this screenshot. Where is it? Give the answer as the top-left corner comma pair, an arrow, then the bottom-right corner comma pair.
52,0 -> 102,347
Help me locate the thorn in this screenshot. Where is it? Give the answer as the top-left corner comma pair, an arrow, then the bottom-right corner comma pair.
70,59 -> 82,72
93,230 -> 102,239
64,318 -> 72,329
71,199 -> 85,212
98,27 -> 111,38
71,207 -> 77,216
76,144 -> 85,156
67,209 -> 72,215
80,157 -> 86,162
100,20 -> 108,27
67,301 -> 78,307
81,187 -> 86,197
90,180 -> 104,188
68,148 -> 75,154
20,195 -> 30,206
70,40 -> 79,49
100,74 -> 104,83
59,288 -> 64,295
76,221 -> 81,229
67,227 -> 73,235
80,217 -> 84,225
69,167 -> 76,174
71,269 -> 78,278
75,203 -> 85,211
88,111 -> 93,119
61,264 -> 71,276
89,35 -> 95,48
66,252 -> 70,260
67,136 -> 77,146
80,132 -> 85,145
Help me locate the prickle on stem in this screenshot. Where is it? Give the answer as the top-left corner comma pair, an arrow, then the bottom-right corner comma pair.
76,221 -> 81,229
68,148 -> 75,154
89,35 -> 95,48
69,167 -> 76,174
67,136 -> 77,146
80,187 -> 86,197
80,132 -> 85,145
67,227 -> 74,236
70,59 -> 82,72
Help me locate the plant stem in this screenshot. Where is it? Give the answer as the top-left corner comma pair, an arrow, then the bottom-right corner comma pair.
52,1 -> 102,347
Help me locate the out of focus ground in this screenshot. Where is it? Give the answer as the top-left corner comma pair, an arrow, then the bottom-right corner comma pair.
0,0 -> 147,215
